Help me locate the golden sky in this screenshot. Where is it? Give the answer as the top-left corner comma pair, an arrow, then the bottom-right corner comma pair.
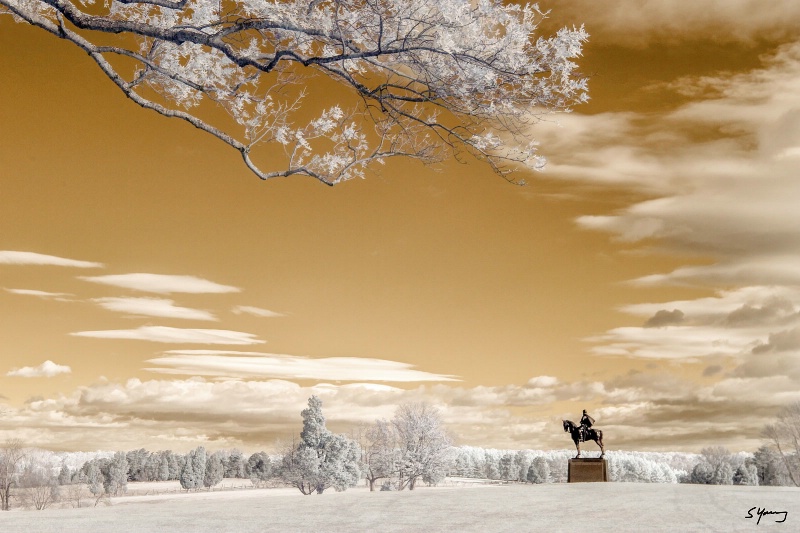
2,0 -> 800,453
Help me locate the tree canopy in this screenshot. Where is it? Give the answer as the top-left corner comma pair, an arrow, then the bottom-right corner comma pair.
0,0 -> 588,185
279,395 -> 361,494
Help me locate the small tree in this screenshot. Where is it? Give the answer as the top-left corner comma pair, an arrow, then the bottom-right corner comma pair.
85,462 -> 104,498
752,445 -> 790,486
713,462 -> 734,485
0,439 -> 25,511
279,396 -> 361,495
763,401 -> 800,486
144,452 -> 162,482
362,419 -> 399,491
126,449 -> 150,482
203,452 -> 224,490
63,479 -> 89,509
499,453 -> 515,481
58,463 -> 72,486
484,452 -> 499,480
104,452 -> 129,496
158,452 -> 171,482
225,450 -> 247,479
733,464 -> 759,486
392,402 -> 453,490
180,447 -> 207,491
18,456 -> 60,511
690,462 -> 714,485
527,456 -> 550,484
168,452 -> 183,481
246,452 -> 272,488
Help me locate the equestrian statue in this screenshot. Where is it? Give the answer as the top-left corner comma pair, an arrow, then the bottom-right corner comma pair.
562,409 -> 605,458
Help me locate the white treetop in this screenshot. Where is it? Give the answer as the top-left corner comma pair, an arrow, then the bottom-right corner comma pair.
0,0 -> 588,185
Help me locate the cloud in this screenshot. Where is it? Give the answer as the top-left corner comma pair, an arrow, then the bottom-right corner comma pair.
7,360 -> 72,378
724,298 -> 796,327
752,327 -> 800,354
5,288 -> 73,300
79,273 -> 240,294
590,287 -> 800,361
569,42 -> 800,290
545,0 -> 800,46
145,350 -> 458,382
92,297 -> 216,321
542,41 -> 800,371
0,251 -> 103,268
231,306 -> 285,318
621,286 -> 800,322
70,326 -> 264,345
644,310 -> 684,328
588,324 -> 757,360
2,367 -> 792,451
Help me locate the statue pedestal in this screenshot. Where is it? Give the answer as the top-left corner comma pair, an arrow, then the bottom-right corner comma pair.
568,458 -> 608,483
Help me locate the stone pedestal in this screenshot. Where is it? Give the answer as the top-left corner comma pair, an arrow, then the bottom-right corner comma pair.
568,458 -> 608,482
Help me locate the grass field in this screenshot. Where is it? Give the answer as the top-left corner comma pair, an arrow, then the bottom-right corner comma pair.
1,481 -> 797,532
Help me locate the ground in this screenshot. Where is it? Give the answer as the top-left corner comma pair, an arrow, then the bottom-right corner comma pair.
1,481 -> 797,532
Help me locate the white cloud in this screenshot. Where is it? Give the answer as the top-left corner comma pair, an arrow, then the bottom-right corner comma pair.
2,368 -> 789,451
70,326 -> 264,345
621,286 -> 800,320
145,350 -> 458,382
526,375 -> 559,388
0,251 -> 103,268
547,0 -> 800,46
589,287 -> 800,361
588,325 -> 761,360
92,297 -> 216,321
5,288 -> 73,300
538,42 -> 800,369
571,43 -> 800,283
7,360 -> 72,378
231,305 -> 285,318
79,273 -> 240,294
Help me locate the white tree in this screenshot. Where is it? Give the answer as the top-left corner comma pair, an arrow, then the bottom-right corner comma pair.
246,452 -> 272,488
763,401 -> 800,487
104,451 -> 129,496
85,461 -> 104,498
224,449 -> 247,479
180,446 -> 206,490
17,452 -> 60,511
157,452 -> 171,481
362,419 -> 399,491
57,463 -> 72,486
203,452 -> 224,489
0,439 -> 25,511
279,395 -> 360,494
526,456 -> 549,484
392,402 -> 452,490
0,0 -> 587,185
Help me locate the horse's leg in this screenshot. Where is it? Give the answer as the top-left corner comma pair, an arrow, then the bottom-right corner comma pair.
574,439 -> 581,458
598,435 -> 605,457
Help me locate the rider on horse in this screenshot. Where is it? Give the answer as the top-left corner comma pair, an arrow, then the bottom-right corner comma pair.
579,409 -> 595,442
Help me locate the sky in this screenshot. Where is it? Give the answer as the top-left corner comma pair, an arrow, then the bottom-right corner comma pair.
1,0 -> 800,454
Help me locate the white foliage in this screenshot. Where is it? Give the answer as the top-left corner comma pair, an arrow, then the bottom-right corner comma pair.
450,446 -> 697,484
0,0 -> 588,184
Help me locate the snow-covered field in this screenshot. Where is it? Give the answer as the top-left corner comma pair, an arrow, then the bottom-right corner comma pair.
1,481 -> 797,532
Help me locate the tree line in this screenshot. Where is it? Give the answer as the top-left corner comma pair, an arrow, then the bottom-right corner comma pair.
0,396 -> 453,509
3,398 -> 800,510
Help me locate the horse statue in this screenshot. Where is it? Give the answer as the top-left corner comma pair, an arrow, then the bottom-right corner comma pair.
563,419 -> 604,458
